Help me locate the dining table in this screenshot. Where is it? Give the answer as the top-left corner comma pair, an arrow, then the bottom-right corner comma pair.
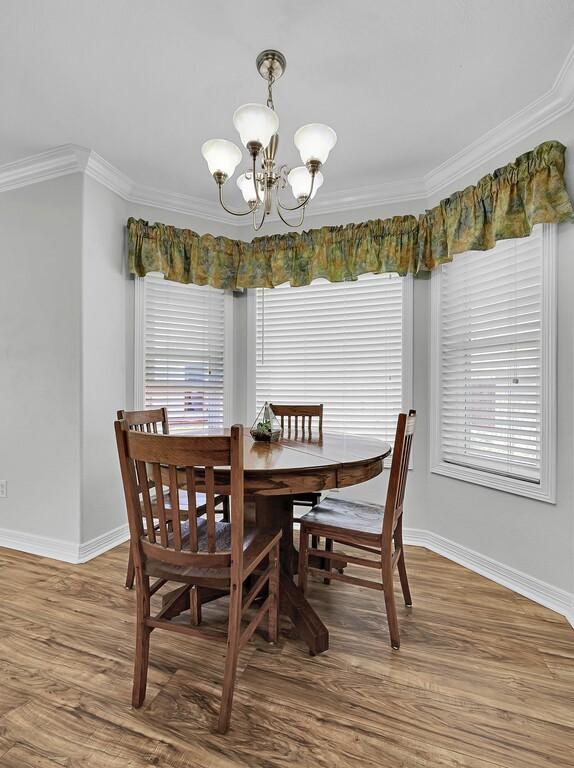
161,428 -> 391,655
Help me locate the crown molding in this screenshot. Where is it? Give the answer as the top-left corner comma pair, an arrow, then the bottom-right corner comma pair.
84,149 -> 133,199
425,42 -> 574,198
1,43 -> 573,221
0,144 -> 87,193
126,184 -> 234,225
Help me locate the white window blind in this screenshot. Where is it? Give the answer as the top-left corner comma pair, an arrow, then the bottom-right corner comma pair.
432,224 -> 556,499
141,274 -> 225,433
255,273 -> 410,443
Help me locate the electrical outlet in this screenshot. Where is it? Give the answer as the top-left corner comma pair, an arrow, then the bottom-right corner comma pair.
0,481 -> 6,498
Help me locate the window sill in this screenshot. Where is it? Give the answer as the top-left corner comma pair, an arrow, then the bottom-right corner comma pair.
430,460 -> 556,504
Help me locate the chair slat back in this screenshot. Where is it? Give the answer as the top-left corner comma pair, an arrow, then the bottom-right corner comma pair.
382,411 -> 416,547
115,423 -> 244,574
117,408 -> 169,434
270,404 -> 323,436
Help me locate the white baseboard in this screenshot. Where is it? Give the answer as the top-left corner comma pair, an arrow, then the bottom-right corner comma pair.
405,527 -> 574,628
0,527 -> 80,563
77,523 -> 130,563
0,523 -> 129,565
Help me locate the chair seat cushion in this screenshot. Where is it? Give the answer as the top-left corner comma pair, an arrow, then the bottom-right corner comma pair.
300,495 -> 384,539
145,519 -> 279,587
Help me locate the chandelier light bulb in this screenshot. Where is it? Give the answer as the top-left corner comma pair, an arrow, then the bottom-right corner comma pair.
237,172 -> 258,203
294,123 -> 337,165
288,166 -> 324,201
233,103 -> 279,150
201,139 -> 242,179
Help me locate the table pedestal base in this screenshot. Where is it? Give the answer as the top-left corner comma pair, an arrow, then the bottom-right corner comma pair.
160,494 -> 330,655
252,495 -> 329,655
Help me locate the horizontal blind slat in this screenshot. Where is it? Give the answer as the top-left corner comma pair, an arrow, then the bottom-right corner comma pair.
142,274 -> 225,433
256,273 -> 405,443
437,229 -> 544,482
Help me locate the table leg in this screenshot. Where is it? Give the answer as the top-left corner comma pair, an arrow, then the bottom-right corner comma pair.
253,495 -> 329,655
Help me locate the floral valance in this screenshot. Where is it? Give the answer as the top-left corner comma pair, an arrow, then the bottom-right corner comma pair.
127,140 -> 574,288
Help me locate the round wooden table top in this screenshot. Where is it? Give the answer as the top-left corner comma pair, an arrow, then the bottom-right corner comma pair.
180,429 -> 391,496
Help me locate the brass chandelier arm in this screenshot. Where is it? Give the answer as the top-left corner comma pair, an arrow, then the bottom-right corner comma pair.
276,188 -> 306,228
276,170 -> 316,212
217,184 -> 257,216
217,154 -> 263,216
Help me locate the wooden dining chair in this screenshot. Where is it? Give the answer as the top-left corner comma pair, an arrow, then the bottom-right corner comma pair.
270,403 -> 333,574
117,409 -> 229,589
270,403 -> 324,512
298,410 -> 416,650
270,403 -> 324,437
115,422 -> 281,734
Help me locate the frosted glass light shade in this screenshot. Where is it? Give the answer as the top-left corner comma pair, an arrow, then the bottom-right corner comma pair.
201,139 -> 242,178
288,166 -> 324,200
233,103 -> 279,149
237,173 -> 258,203
294,123 -> 337,165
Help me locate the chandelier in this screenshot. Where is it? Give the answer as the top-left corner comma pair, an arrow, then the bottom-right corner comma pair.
201,49 -> 337,230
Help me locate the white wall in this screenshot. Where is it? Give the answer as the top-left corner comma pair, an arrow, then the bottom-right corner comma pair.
0,174 -> 83,555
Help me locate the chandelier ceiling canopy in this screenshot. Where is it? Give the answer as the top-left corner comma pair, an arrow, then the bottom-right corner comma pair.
201,49 -> 337,231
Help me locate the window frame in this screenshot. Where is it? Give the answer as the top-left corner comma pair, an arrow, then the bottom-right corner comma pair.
245,273 -> 414,450
429,224 -> 557,503
134,275 -> 234,429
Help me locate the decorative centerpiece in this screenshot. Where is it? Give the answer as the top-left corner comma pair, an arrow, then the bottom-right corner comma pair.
250,402 -> 281,442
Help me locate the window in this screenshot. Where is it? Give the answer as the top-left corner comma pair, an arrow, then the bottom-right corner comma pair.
430,224 -> 556,501
135,273 -> 230,432
254,273 -> 413,444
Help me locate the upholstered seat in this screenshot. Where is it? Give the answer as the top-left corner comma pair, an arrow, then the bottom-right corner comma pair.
300,495 -> 384,541
146,519 -> 279,586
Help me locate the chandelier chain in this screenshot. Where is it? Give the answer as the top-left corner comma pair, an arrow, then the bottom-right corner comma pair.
266,72 -> 275,110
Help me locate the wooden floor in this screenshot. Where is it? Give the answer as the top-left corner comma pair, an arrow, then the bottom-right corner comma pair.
0,541 -> 573,768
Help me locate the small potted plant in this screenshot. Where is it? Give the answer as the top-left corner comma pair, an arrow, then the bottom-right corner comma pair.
250,402 -> 281,442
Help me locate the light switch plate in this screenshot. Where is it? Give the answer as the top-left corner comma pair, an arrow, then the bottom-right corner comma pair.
0,481 -> 6,498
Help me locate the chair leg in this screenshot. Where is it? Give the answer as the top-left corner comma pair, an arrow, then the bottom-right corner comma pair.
221,496 -> 230,523
132,574 -> 151,707
395,530 -> 412,607
323,538 -> 333,585
125,547 -> 135,590
268,543 -> 280,643
298,526 -> 309,594
190,586 -> 202,626
382,562 -> 400,650
217,580 -> 242,734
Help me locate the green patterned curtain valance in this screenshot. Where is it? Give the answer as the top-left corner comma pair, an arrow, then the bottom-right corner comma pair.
127,140 -> 574,289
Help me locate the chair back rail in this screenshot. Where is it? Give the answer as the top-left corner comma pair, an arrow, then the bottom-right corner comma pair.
270,403 -> 323,435
115,422 -> 244,574
382,410 -> 416,547
117,407 -> 169,434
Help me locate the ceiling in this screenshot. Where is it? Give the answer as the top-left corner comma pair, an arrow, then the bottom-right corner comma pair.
2,0 -> 574,209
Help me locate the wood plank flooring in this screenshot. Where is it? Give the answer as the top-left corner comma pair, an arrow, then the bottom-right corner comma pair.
0,541 -> 572,767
